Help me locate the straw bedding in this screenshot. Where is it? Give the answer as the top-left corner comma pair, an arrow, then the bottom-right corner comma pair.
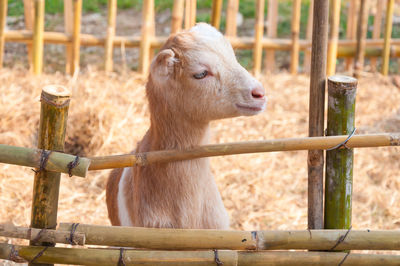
0,68 -> 399,251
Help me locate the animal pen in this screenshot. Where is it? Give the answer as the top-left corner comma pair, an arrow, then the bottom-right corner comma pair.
0,0 -> 400,265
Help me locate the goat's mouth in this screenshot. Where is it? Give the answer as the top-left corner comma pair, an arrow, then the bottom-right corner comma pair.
235,102 -> 265,114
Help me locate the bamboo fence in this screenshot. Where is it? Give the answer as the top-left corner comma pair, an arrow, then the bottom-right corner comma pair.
1,1 -> 400,265
0,0 -> 399,75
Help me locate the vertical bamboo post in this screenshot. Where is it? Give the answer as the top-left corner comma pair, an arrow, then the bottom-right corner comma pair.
30,85 -> 70,266
190,0 -> 196,27
171,0 -> 184,34
225,0 -> 239,37
253,0 -> 265,77
71,0 -> 82,75
370,0 -> 384,71
264,0 -> 278,73
104,0 -> 117,72
64,0 -> 73,74
211,0 -> 223,30
327,0 -> 341,76
24,0 -> 34,69
184,0 -> 196,30
307,0 -> 329,230
303,0 -> 314,74
290,0 -> 301,74
382,0 -> 394,76
345,0 -> 358,71
324,75 -> 357,231
353,0 -> 369,78
32,0 -> 45,75
138,0 -> 154,76
0,0 -> 7,68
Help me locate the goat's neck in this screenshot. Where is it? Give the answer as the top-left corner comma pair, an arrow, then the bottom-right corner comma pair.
146,112 -> 210,151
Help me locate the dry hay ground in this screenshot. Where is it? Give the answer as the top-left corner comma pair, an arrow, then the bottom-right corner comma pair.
0,68 -> 400,258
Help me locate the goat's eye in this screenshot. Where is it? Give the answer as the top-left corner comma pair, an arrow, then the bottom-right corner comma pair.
193,70 -> 208,79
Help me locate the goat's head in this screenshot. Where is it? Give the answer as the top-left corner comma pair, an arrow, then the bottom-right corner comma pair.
147,23 -> 266,123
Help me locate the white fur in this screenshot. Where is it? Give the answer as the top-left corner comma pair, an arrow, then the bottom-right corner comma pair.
117,167 -> 133,226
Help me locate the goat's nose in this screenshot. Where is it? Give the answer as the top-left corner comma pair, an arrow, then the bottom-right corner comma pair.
251,86 -> 265,99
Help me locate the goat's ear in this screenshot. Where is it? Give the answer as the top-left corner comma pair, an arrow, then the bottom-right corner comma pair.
150,49 -> 177,82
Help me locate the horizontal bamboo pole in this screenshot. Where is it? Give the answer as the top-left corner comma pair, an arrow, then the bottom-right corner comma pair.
2,243 -> 400,265
3,30 -> 400,59
1,133 -> 399,174
88,133 -> 400,170
0,144 -> 90,177
0,224 -> 85,245
59,223 -> 400,251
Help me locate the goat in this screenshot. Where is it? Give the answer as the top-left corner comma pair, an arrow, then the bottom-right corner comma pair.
106,23 -> 266,229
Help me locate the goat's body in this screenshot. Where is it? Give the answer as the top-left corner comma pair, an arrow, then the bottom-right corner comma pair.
106,128 -> 229,229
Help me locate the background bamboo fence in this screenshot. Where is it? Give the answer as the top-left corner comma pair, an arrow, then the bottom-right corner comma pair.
0,0 -> 399,76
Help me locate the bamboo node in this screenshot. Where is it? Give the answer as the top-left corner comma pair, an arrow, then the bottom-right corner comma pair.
390,133 -> 400,146
67,155 -> 80,177
330,226 -> 352,250
135,153 -> 148,166
66,223 -> 80,245
326,128 -> 357,150
213,249 -> 223,266
32,149 -> 52,174
8,245 -> 26,263
118,248 -> 126,266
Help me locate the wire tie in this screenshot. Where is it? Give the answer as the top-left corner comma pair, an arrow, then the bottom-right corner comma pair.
330,226 -> 352,250
213,249 -> 223,266
67,156 -> 80,177
118,248 -> 126,266
327,128 -> 357,151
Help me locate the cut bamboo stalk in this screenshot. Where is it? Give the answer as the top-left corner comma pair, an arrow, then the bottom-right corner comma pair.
211,0 -> 223,30
303,0 -> 313,73
29,85 -> 71,266
138,0 -> 154,76
324,75 -> 357,233
264,0 -> 278,74
4,29 -> 400,52
253,0 -> 265,77
345,0 -> 358,71
0,0 -> 7,68
382,0 -> 394,76
307,0 -> 329,230
0,144 -> 90,177
171,0 -> 184,34
104,0 -> 117,72
225,0 -> 239,37
59,223 -> 400,251
88,133 -> 400,170
0,224 -> 85,245
370,0 -> 385,71
71,0 -> 82,75
2,243 -> 400,266
32,0 -> 45,75
64,0 -> 73,74
354,0 -> 370,78
326,0 -> 341,76
290,0 -> 301,74
24,0 -> 34,69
